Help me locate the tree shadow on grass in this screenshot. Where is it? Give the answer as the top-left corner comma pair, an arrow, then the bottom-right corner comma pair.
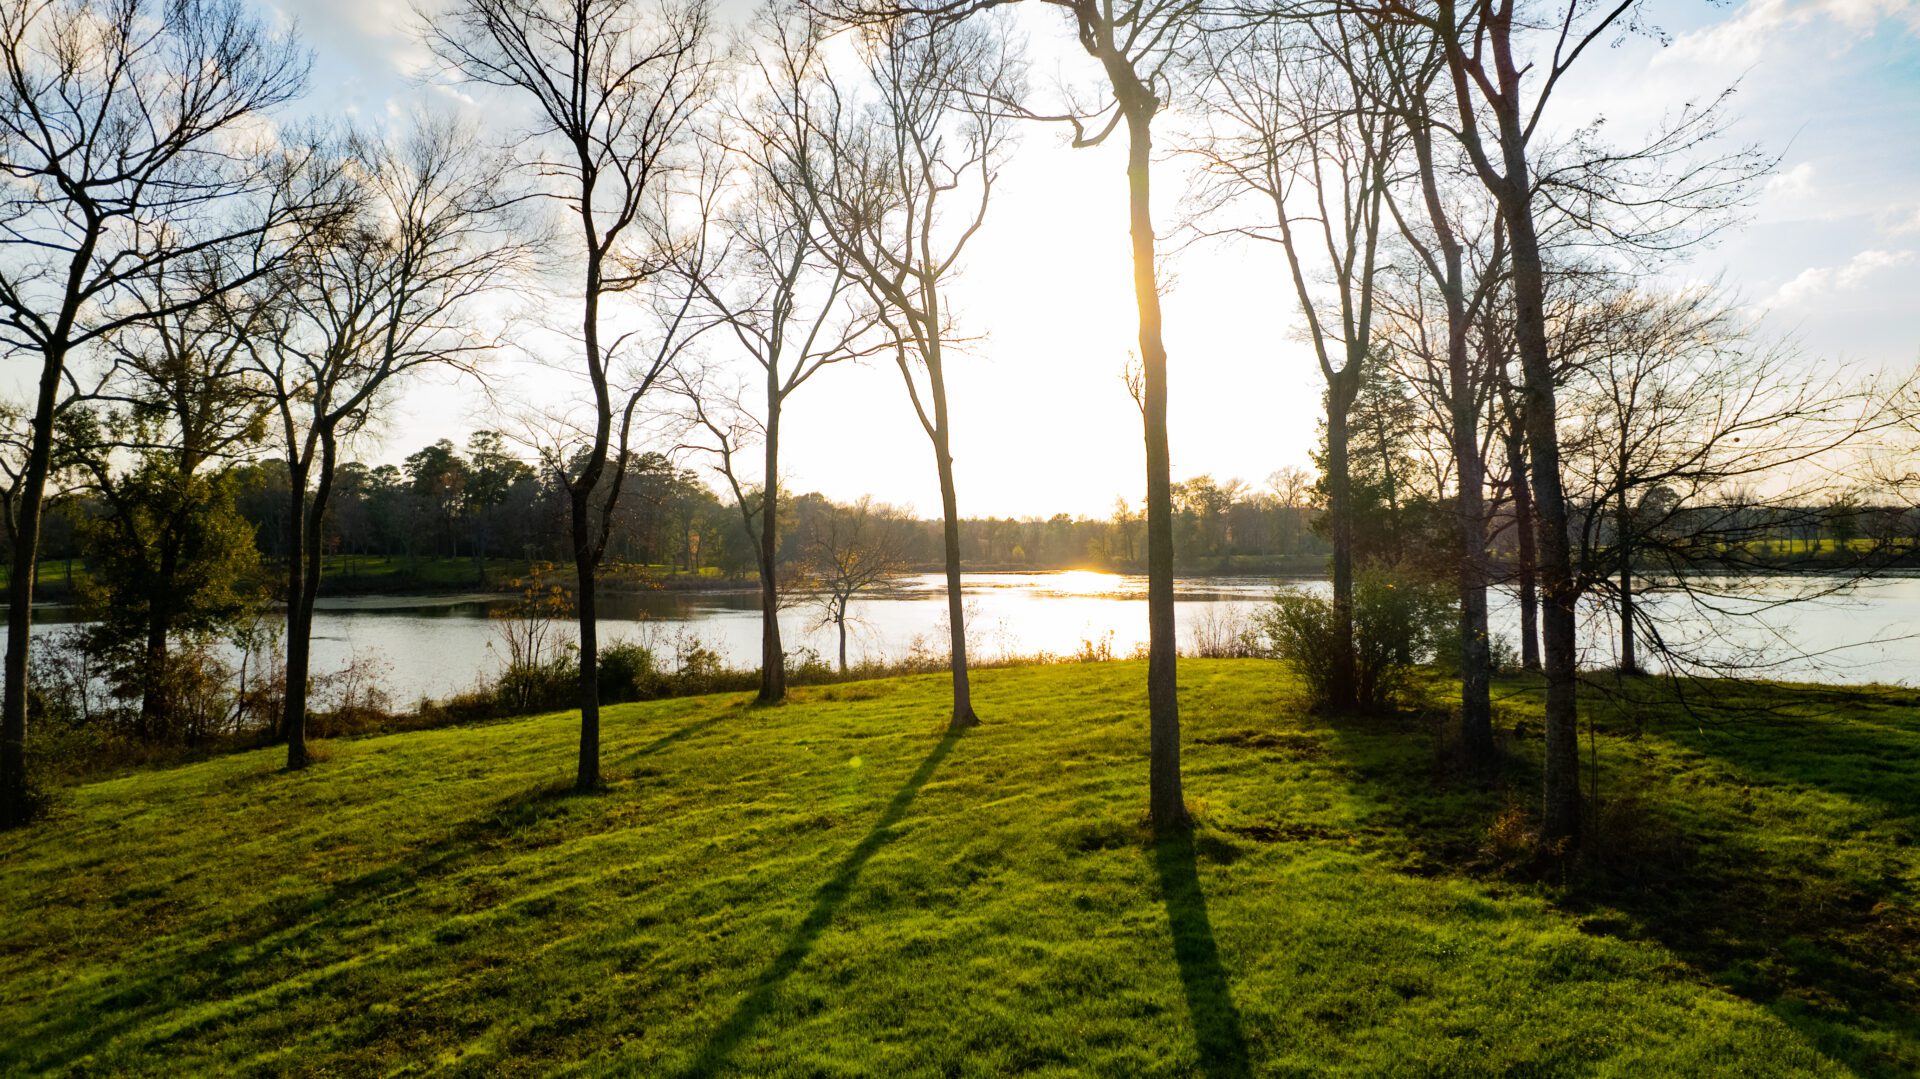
5,710 -> 734,1073
673,727 -> 962,1078
1642,682 -> 1920,820
1309,705 -> 1919,1078
1153,832 -> 1253,1079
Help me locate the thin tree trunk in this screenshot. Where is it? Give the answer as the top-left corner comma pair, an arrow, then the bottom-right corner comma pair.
1618,491 -> 1637,675
836,600 -> 848,674
0,349 -> 62,825
1505,207 -> 1581,846
1454,404 -> 1494,759
757,397 -> 785,704
284,431 -> 337,770
929,410 -> 977,729
138,600 -> 171,742
1506,422 -> 1541,672
1122,103 -> 1187,834
571,486 -> 601,789
1326,379 -> 1358,713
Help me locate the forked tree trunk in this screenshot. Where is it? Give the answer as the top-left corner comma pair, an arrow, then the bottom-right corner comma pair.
284,431 -> 337,770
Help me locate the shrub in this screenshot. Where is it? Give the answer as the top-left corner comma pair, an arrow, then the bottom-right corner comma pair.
1256,566 -> 1453,712
597,639 -> 661,703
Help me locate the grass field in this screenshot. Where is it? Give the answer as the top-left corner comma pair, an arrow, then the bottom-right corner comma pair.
1,661 -> 1914,1075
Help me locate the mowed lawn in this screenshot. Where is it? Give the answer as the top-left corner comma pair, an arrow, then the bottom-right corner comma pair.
1,661 -> 1914,1076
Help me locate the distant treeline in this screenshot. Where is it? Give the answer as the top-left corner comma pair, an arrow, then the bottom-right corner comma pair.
15,435 -> 1343,590
16,430 -> 1919,598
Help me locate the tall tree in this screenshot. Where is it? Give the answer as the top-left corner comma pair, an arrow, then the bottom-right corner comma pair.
431,0 -> 715,790
1372,24 -> 1507,758
1188,13 -> 1401,713
249,122 -> 518,769
1367,0 -> 1766,844
0,0 -> 312,824
798,15 -> 1019,731
673,10 -> 884,704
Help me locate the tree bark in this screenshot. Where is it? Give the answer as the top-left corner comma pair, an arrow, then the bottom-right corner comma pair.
1618,490 -> 1637,675
756,393 -> 785,704
1505,426 -> 1541,671
1504,206 -> 1581,846
0,348 -> 64,825
1122,102 -> 1187,834
283,430 -> 337,770
926,364 -> 977,729
1325,374 -> 1359,714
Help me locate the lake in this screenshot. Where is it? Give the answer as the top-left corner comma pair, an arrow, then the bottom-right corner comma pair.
10,571 -> 1920,704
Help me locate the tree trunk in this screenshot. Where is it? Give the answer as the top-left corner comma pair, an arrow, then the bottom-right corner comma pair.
757,397 -> 785,704
929,409 -> 977,729
835,600 -> 848,674
1453,396 -> 1494,760
284,431 -> 337,770
1618,491 -> 1637,675
1504,205 -> 1581,847
1122,101 -> 1187,834
1506,428 -> 1541,672
1325,377 -> 1359,714
0,349 -> 63,826
571,486 -> 602,789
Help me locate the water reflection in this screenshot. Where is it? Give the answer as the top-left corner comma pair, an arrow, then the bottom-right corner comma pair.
6,571 -> 1917,704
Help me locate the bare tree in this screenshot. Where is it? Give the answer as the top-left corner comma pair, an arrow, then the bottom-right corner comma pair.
430,0 -> 716,789
0,0 -> 314,824
804,496 -> 915,672
1558,283 -> 1901,679
796,15 -> 1018,731
671,11 -> 885,703
247,123 -> 521,769
821,0 -> 1203,829
1350,0 -> 1769,845
1369,23 -> 1508,758
1187,13 -> 1401,715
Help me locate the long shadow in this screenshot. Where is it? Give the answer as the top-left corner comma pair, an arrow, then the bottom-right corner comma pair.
7,780 -> 589,1069
1308,702 -> 1918,1078
1153,833 -> 1253,1079
6,712 -> 734,1073
675,728 -> 962,1078
1645,682 -> 1920,819
617,711 -> 730,767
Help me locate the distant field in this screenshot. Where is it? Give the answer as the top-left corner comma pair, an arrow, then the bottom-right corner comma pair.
1,661 -> 1914,1075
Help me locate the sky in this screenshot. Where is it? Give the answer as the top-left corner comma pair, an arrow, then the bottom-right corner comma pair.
254,0 -> 1920,518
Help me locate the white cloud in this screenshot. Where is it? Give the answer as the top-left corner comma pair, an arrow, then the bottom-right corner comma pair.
1666,0 -> 1920,68
1773,248 -> 1916,303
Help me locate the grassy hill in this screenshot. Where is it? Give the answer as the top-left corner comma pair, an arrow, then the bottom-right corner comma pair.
1,661 -> 1914,1075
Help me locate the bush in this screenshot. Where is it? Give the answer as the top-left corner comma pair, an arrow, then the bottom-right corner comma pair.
597,639 -> 661,703
1256,566 -> 1453,712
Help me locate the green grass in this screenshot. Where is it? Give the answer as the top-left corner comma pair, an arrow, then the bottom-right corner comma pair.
1,661 -> 1914,1076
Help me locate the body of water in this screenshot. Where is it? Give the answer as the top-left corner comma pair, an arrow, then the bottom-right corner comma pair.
9,571 -> 1919,704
